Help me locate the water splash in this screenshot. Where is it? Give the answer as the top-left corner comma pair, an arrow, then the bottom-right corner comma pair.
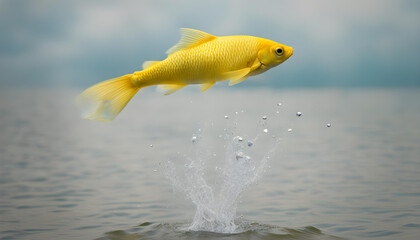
163,116 -> 279,233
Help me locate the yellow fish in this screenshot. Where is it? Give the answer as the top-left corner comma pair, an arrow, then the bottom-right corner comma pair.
76,28 -> 293,121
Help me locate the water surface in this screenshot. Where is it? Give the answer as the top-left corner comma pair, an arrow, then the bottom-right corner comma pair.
0,88 -> 419,239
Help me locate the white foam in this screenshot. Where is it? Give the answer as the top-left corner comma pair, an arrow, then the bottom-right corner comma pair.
163,120 -> 278,233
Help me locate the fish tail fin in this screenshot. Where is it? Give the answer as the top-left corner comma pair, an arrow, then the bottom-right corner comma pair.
75,74 -> 140,122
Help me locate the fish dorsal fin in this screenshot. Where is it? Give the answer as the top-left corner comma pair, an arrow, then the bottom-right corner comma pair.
166,28 -> 216,55
142,61 -> 160,70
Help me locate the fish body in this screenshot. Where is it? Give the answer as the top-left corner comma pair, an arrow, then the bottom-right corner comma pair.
76,28 -> 293,121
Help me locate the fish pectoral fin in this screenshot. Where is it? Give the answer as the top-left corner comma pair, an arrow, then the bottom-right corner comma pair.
227,59 -> 260,86
200,81 -> 216,92
166,28 -> 217,55
142,61 -> 161,70
223,68 -> 251,81
229,76 -> 249,86
156,84 -> 187,95
250,58 -> 262,71
220,68 -> 251,86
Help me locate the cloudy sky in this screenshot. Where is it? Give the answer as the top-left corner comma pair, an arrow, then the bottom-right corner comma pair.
0,0 -> 419,88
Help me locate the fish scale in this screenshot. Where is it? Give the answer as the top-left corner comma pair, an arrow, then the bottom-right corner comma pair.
76,28 -> 293,121
138,36 -> 261,86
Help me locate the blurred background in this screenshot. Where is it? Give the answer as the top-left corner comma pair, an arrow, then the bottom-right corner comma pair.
1,0 -> 419,89
1,1 -> 420,240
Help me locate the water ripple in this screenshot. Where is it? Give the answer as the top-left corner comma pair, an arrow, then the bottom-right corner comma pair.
96,222 -> 346,240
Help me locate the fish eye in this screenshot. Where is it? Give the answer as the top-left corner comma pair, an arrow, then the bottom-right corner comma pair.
275,47 -> 283,56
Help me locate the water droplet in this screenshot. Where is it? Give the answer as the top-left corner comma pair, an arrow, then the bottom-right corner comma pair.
247,141 -> 253,147
149,144 -> 153,148
327,123 -> 331,127
236,152 -> 244,160
277,102 -> 282,106
276,111 -> 280,114
263,129 -> 268,133
235,111 -> 238,115
296,112 -> 302,117
288,128 -> 292,132
191,136 -> 197,143
233,136 -> 243,142
153,169 -> 157,172
262,115 -> 267,120
224,115 -> 229,119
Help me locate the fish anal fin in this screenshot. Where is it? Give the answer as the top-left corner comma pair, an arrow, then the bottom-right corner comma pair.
166,28 -> 216,55
142,61 -> 160,70
200,81 -> 216,92
157,84 -> 187,95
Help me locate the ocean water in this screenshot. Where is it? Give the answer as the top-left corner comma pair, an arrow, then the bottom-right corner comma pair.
0,88 -> 419,240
